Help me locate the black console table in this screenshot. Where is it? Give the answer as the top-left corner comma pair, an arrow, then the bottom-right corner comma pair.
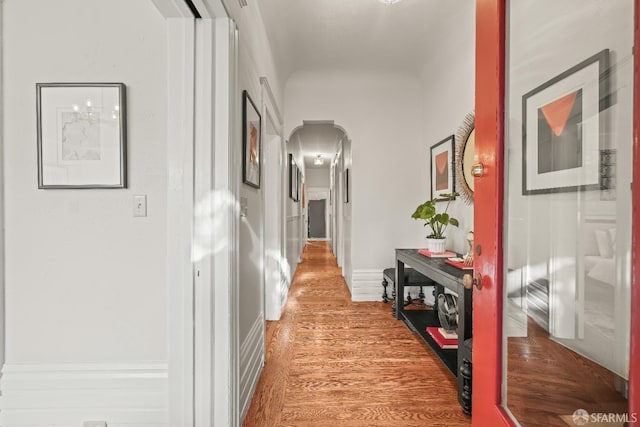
395,249 -> 472,412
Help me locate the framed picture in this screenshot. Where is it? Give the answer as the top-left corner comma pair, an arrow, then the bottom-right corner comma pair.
344,168 -> 350,203
430,135 -> 455,200
288,153 -> 296,200
36,83 -> 127,189
296,169 -> 302,202
522,49 -> 610,195
242,90 -> 261,188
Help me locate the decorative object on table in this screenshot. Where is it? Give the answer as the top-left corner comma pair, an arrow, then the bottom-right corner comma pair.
411,192 -> 459,253
463,231 -> 474,267
430,135 -> 455,201
36,82 -> 126,189
522,49 -> 610,195
437,293 -> 459,334
445,257 -> 473,270
455,112 -> 475,204
242,90 -> 261,188
418,248 -> 456,258
426,326 -> 458,349
344,168 -> 350,203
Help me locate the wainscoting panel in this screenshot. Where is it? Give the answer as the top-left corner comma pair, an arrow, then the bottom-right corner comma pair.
0,363 -> 168,426
239,315 -> 264,420
351,269 -> 385,302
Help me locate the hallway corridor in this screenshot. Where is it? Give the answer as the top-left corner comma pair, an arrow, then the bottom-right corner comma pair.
243,241 -> 471,426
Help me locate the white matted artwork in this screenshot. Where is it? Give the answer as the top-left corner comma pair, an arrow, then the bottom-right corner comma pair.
522,50 -> 609,195
37,83 -> 127,188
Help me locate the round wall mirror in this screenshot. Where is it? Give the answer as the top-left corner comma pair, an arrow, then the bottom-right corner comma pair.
456,112 -> 475,204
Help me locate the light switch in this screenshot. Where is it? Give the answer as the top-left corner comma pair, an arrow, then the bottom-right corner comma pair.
133,195 -> 147,217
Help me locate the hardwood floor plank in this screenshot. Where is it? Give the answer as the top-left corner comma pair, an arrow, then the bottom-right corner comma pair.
242,241 -> 470,426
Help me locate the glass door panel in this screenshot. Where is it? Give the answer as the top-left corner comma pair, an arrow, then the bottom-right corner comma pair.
503,1 -> 634,425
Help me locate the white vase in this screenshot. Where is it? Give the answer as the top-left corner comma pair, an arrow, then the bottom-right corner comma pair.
426,238 -> 447,253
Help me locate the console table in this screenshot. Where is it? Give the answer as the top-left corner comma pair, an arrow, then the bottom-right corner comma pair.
395,249 -> 473,412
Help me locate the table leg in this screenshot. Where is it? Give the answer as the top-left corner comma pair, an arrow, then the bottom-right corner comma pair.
395,260 -> 404,320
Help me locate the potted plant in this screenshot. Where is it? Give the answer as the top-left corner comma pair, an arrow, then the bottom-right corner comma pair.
411,192 -> 459,252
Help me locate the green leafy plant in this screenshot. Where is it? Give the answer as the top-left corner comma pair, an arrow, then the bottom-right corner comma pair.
411,192 -> 460,239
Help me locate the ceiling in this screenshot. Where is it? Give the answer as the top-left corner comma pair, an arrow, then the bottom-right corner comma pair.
290,122 -> 346,169
257,0 -> 461,79
256,0 -> 469,164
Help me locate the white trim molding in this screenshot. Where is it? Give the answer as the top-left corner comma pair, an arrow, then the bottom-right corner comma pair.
351,269 -> 385,302
0,363 -> 168,426
280,277 -> 290,310
258,77 -> 283,128
166,16 -> 196,427
239,315 -> 265,420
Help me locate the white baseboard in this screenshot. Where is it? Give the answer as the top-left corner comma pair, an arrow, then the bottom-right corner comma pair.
351,269 -> 436,303
239,315 -> 264,420
280,277 -> 289,313
0,363 -> 168,426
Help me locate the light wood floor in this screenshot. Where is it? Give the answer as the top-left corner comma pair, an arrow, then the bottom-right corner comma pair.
242,241 -> 471,427
507,317 -> 628,427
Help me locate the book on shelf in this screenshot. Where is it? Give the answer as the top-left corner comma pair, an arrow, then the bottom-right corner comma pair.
426,327 -> 458,349
418,248 -> 456,258
444,258 -> 473,270
438,327 -> 458,340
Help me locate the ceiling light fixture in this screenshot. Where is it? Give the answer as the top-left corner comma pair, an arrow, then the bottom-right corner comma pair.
378,0 -> 402,4
314,155 -> 324,166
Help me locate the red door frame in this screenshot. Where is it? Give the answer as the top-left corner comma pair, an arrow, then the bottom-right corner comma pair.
474,0 -> 640,425
630,1 -> 640,423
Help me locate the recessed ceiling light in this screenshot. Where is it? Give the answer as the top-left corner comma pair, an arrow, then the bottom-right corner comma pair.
314,155 -> 324,166
378,0 -> 402,4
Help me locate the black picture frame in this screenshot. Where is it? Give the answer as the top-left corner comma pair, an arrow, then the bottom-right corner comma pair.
522,49 -> 610,195
344,168 -> 350,203
430,135 -> 455,201
288,153 -> 296,200
242,90 -> 261,188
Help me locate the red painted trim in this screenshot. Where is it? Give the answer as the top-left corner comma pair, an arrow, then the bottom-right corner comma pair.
630,1 -> 640,425
473,0 -> 512,425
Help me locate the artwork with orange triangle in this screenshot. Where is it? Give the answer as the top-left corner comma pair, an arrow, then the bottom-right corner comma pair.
540,92 -> 578,136
537,89 -> 583,174
435,151 -> 449,190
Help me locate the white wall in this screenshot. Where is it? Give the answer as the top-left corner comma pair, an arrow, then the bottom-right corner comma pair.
222,0 -> 284,419
1,0 -> 169,424
306,168 -> 330,188
0,1 -> 4,370
419,3 -> 475,256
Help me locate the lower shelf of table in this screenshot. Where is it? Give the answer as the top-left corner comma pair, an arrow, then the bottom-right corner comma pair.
400,310 -> 457,376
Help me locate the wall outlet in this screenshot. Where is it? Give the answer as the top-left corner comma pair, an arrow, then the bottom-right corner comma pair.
83,422 -> 107,427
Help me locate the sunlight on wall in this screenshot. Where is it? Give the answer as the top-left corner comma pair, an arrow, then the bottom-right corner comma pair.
192,189 -> 292,285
